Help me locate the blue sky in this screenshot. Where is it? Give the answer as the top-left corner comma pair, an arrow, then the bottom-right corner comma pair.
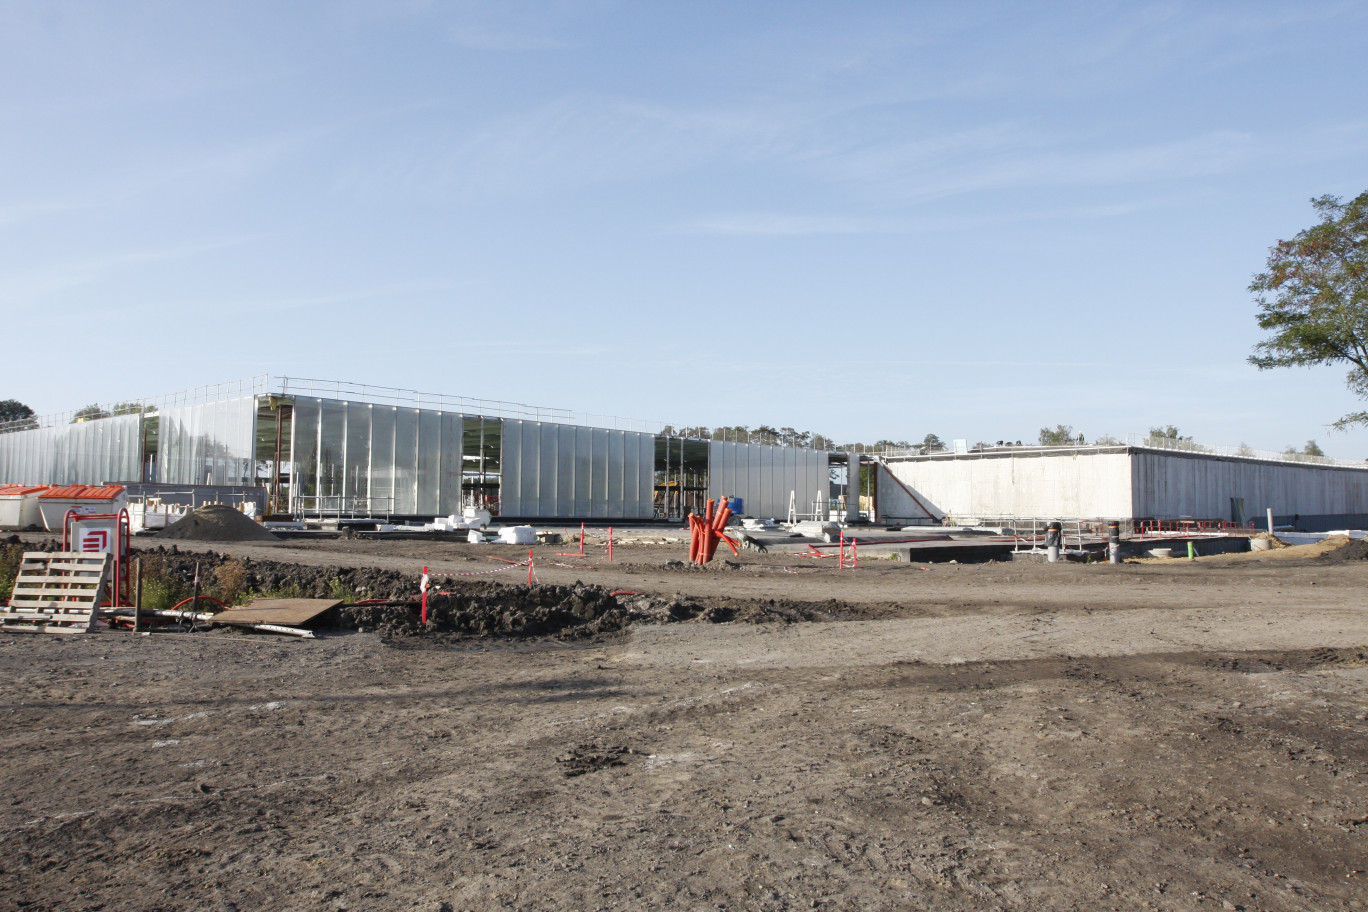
3,1 -> 1367,456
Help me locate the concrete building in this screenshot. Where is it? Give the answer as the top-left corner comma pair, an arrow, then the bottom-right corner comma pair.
877,443 -> 1368,531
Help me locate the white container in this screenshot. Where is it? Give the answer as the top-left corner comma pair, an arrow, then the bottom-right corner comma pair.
0,485 -> 47,530
37,485 -> 127,532
498,525 -> 537,545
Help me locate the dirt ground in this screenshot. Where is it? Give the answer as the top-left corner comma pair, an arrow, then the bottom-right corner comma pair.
2,533 -> 1367,912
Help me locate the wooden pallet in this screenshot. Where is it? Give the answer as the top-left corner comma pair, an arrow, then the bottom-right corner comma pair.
1,551 -> 110,634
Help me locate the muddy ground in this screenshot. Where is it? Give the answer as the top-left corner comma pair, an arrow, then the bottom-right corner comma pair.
2,532 -> 1367,912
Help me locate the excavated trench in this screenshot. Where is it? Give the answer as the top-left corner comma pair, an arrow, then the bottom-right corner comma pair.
124,545 -> 861,641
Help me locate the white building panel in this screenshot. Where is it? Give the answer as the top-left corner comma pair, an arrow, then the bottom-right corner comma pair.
499,420 -> 654,519
707,441 -> 827,519
880,450 -> 1134,520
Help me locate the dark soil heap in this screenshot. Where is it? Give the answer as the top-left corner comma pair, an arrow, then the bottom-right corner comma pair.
1320,537 -> 1368,561
157,504 -> 280,542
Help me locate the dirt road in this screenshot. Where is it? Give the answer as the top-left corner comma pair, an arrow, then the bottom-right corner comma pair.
2,535 -> 1366,911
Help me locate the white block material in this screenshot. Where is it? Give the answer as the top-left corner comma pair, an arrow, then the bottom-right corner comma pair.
498,525 -> 537,545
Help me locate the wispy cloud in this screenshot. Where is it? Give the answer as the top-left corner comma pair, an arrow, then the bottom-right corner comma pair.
1,236 -> 269,303
335,0 -> 594,51
680,192 -> 1204,237
802,125 -> 1257,203
226,279 -> 476,316
340,94 -> 794,199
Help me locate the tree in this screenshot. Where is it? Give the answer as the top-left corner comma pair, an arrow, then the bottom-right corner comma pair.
1146,425 -> 1188,444
921,433 -> 946,453
1250,191 -> 1368,428
111,401 -> 153,416
0,399 -> 35,426
1038,424 -> 1076,446
71,404 -> 110,423
1303,439 -> 1325,457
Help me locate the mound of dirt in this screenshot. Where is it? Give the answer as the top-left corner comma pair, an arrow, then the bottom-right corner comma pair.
1320,536 -> 1368,561
156,504 -> 280,542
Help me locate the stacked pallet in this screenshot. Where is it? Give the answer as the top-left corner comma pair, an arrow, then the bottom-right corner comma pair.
2,551 -> 110,634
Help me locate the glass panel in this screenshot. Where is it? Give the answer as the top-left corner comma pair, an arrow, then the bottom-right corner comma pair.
539,423 -> 558,517
393,408 -> 417,514
292,398 -> 320,500
370,407 -> 395,513
318,400 -> 346,500
440,413 -> 462,515
346,403 -> 371,503
416,409 -> 441,514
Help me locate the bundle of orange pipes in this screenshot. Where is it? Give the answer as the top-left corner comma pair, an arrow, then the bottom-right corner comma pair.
688,497 -> 740,565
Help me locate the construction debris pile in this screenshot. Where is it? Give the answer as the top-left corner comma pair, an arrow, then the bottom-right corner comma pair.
157,504 -> 280,542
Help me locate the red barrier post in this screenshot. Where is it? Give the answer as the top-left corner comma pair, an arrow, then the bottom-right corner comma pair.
580,522 -> 586,556
421,566 -> 429,625
838,534 -> 845,570
607,527 -> 613,561
852,537 -> 858,567
527,549 -> 534,586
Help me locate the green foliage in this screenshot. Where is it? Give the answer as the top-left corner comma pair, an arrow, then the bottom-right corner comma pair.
0,541 -> 23,601
71,404 -> 111,423
1038,424 -> 1079,446
111,401 -> 154,416
0,399 -> 36,425
327,577 -> 359,604
1303,439 -> 1325,457
241,582 -> 306,602
1146,425 -> 1187,444
1250,191 -> 1368,428
921,434 -> 945,452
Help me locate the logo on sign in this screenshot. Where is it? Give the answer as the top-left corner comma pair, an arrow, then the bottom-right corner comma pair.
80,529 -> 111,553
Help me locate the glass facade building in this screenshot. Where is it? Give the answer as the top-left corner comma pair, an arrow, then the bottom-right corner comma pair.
0,379 -> 831,520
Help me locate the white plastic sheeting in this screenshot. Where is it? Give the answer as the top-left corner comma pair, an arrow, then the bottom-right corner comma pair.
157,396 -> 257,486
499,420 -> 655,519
707,441 -> 829,520
290,397 -> 464,515
0,413 -> 143,485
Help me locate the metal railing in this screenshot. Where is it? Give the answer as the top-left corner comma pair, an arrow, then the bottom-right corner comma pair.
294,495 -> 395,521
879,436 -> 1366,469
0,376 -> 270,434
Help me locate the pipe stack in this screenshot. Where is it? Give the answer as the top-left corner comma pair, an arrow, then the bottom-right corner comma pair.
688,498 -> 740,565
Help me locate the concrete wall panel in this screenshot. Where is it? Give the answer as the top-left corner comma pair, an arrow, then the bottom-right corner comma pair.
879,451 -> 1134,520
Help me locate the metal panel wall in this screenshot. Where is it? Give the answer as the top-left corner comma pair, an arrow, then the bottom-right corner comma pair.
1131,449 -> 1368,520
0,413 -> 143,485
707,441 -> 828,519
499,420 -> 654,518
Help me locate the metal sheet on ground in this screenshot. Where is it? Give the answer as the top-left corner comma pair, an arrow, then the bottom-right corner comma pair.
211,598 -> 342,627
